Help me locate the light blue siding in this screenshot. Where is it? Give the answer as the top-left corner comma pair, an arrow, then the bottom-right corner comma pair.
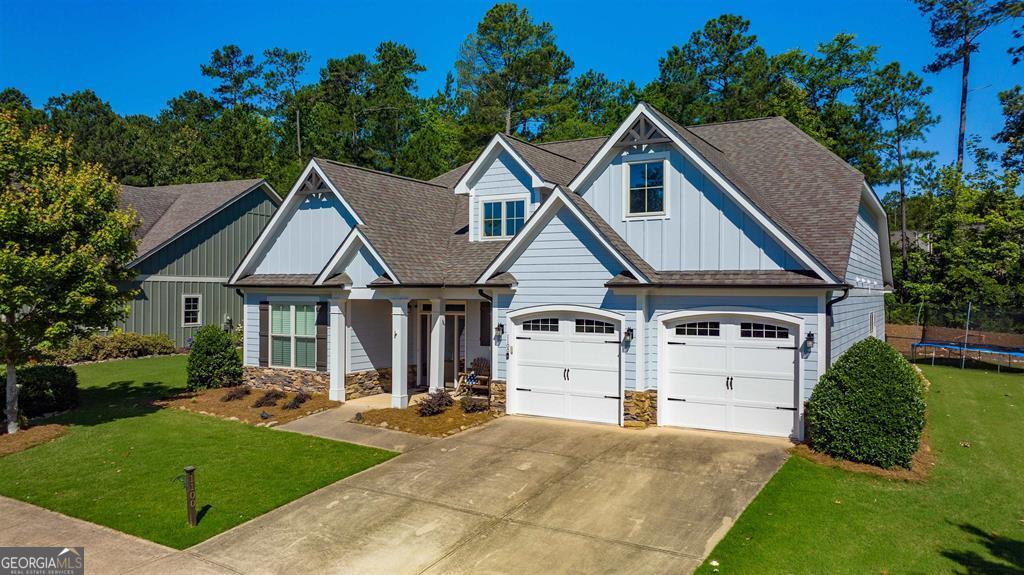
576,145 -> 806,271
348,300 -> 391,373
254,194 -> 355,274
831,290 -> 885,363
339,246 -> 387,288
828,199 -> 886,366
646,294 -> 821,399
493,207 -> 637,387
846,205 -> 884,287
469,151 -> 540,241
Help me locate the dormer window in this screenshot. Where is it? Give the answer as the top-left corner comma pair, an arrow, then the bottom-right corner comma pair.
482,199 -> 526,239
626,160 -> 666,217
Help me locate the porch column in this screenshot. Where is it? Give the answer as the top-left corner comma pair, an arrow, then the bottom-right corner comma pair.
390,298 -> 410,408
429,298 -> 445,392
328,298 -> 347,401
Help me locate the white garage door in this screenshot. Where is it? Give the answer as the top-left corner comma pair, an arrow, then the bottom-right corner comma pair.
511,313 -> 621,424
662,317 -> 798,437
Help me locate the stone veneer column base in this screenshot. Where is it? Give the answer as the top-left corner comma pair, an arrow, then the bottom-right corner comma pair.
623,389 -> 657,428
244,366 -> 419,401
489,380 -> 507,414
243,366 -> 330,394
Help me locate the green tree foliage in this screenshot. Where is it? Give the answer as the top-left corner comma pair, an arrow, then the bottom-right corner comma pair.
456,3 -> 573,141
0,88 -> 45,131
539,70 -> 638,141
0,113 -> 137,433
995,85 -> 1023,172
263,47 -> 310,158
396,103 -> 465,181
858,62 -> 939,294
200,44 -> 263,109
915,0 -> 1011,170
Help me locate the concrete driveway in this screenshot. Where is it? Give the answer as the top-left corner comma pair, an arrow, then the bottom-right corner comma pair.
175,416 -> 787,575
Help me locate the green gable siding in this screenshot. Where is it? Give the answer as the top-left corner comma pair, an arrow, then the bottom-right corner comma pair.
118,188 -> 277,346
134,190 -> 277,276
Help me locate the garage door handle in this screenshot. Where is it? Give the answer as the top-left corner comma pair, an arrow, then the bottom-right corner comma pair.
775,406 -> 797,411
667,341 -> 686,345
667,397 -> 686,402
604,340 -> 620,344
604,395 -> 620,400
776,345 -> 798,350
516,387 -> 532,392
517,336 -> 532,340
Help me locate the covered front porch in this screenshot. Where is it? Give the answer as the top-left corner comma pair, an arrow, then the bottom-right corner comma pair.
326,290 -> 498,408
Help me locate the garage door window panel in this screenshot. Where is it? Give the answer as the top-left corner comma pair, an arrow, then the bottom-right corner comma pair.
740,322 -> 789,339
522,317 -> 559,332
575,319 -> 615,334
675,321 -> 720,337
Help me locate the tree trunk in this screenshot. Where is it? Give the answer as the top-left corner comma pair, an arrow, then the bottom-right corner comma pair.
5,363 -> 17,435
897,136 -> 909,298
957,49 -> 970,172
296,108 -> 302,158
504,107 -> 512,135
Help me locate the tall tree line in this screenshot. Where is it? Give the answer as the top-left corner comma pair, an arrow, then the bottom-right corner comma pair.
2,1 -> 1022,312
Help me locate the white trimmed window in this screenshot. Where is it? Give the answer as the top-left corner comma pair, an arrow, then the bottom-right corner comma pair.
182,295 -> 201,327
482,199 -> 526,238
627,160 -> 665,216
270,304 -> 316,369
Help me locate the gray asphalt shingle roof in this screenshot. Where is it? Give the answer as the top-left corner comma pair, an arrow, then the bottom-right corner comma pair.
120,179 -> 270,264
308,108 -> 871,287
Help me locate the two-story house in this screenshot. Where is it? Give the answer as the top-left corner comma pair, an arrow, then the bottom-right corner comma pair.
227,103 -> 892,440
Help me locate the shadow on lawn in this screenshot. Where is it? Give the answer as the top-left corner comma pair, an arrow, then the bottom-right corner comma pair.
48,380 -> 182,427
941,523 -> 1024,575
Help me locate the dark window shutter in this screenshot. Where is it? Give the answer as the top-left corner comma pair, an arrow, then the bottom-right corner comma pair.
258,301 -> 270,367
480,301 -> 492,347
315,302 -> 329,371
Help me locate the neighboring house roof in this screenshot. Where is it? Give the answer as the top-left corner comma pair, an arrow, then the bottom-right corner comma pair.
121,179 -> 276,266
231,273 -> 324,287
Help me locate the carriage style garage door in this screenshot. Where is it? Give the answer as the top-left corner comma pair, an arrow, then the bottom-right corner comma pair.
661,316 -> 799,437
511,312 -> 621,424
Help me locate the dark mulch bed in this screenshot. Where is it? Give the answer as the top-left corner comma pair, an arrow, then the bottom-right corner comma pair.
792,431 -> 935,482
355,403 -> 500,437
156,387 -> 340,426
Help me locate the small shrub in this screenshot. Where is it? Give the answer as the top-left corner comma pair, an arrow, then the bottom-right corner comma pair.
48,332 -> 177,364
460,396 -> 489,413
806,337 -> 926,469
417,390 -> 453,416
220,386 -> 251,402
282,392 -> 311,410
253,390 -> 286,408
1,365 -> 79,418
186,325 -> 242,390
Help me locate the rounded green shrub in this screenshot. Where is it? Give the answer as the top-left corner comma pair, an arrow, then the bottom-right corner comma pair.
2,365 -> 79,418
186,325 -> 242,390
807,337 -> 926,469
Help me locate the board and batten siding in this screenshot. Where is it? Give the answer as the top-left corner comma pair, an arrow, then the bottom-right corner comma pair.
254,194 -> 355,275
644,294 -> 821,399
829,199 -> 887,365
576,144 -> 805,272
121,188 -> 277,347
469,151 -> 540,241
493,207 -> 637,387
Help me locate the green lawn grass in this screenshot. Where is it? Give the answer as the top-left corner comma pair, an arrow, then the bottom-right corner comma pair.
696,364 -> 1024,574
0,356 -> 396,549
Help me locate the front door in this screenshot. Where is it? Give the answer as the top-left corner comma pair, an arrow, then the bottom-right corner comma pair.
443,313 -> 466,385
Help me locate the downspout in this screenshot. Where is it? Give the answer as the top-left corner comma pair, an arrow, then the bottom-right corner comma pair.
824,288 -> 850,368
477,289 -> 492,303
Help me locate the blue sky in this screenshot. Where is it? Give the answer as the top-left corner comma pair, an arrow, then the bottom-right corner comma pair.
1,0 -> 1020,176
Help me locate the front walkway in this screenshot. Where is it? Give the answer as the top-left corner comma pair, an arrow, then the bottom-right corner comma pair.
4,415 -> 789,575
